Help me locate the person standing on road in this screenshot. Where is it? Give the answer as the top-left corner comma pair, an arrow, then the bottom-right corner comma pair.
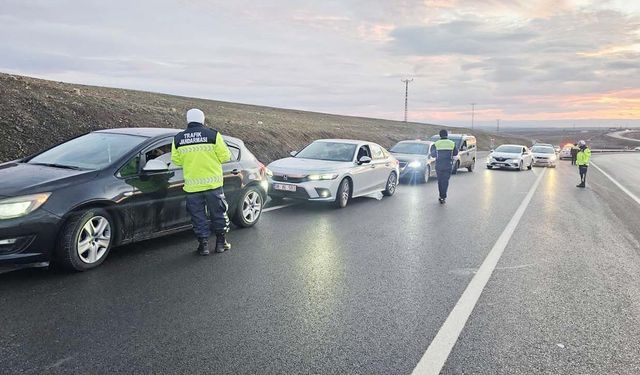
570,143 -> 579,165
171,108 -> 232,255
576,140 -> 591,188
431,129 -> 459,204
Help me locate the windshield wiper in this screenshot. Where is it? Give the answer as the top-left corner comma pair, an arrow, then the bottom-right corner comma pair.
29,162 -> 86,171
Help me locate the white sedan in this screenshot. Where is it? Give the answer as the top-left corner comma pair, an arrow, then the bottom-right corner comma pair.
531,145 -> 557,167
267,139 -> 400,208
486,144 -> 534,171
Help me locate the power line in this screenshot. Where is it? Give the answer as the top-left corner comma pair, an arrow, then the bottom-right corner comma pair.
401,78 -> 413,123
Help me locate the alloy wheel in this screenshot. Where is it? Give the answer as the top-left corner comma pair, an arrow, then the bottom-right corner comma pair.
340,180 -> 350,206
242,190 -> 263,224
77,216 -> 111,264
387,173 -> 397,194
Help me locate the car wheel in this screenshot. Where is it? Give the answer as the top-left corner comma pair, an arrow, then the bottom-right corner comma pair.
232,186 -> 263,228
55,209 -> 114,271
383,171 -> 398,196
334,178 -> 351,208
527,160 -> 533,170
423,165 -> 431,183
467,159 -> 475,172
518,161 -> 524,171
451,160 -> 460,175
486,165 -> 493,169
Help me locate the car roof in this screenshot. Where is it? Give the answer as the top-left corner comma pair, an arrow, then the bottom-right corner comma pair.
315,139 -> 369,145
497,144 -> 526,148
93,127 -> 243,145
396,140 -> 433,145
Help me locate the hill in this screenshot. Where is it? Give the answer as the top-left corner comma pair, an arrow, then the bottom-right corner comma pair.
0,73 -> 525,163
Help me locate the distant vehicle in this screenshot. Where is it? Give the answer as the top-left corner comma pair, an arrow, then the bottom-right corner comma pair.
486,144 -> 533,171
0,128 -> 268,271
430,133 -> 477,174
559,146 -> 573,159
266,139 -> 399,208
389,140 -> 435,183
531,145 -> 557,168
634,146 -> 640,152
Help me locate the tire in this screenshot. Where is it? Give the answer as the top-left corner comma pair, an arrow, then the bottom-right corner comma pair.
451,160 -> 460,175
232,186 -> 264,228
527,161 -> 533,170
518,161 -> 523,171
486,165 -> 493,169
467,159 -> 475,172
334,178 -> 351,208
383,171 -> 398,196
422,165 -> 431,183
55,209 -> 114,271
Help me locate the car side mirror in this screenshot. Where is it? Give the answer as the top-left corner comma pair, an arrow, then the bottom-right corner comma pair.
290,151 -> 298,157
358,156 -> 372,164
143,159 -> 169,172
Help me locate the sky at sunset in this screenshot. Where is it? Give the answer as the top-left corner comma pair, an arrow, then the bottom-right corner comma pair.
1,0 -> 639,127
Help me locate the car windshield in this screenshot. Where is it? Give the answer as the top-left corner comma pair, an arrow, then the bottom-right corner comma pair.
28,132 -> 146,170
295,141 -> 357,162
431,135 -> 462,148
494,145 -> 523,154
532,146 -> 555,154
390,142 -> 430,155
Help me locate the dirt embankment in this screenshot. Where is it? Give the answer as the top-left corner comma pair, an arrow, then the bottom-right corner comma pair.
0,73 -> 526,163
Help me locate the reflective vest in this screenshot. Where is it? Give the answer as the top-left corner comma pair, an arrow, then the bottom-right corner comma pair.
171,123 -> 231,193
576,148 -> 591,166
431,138 -> 458,170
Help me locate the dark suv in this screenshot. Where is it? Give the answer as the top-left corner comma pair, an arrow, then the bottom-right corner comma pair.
0,128 -> 267,271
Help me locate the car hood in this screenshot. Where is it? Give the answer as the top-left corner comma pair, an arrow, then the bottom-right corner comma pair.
391,153 -> 430,162
489,152 -> 522,159
0,162 -> 98,197
267,157 -> 353,173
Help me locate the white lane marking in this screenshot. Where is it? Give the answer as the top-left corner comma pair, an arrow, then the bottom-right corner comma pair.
412,168 -> 547,375
263,203 -> 296,212
591,162 -> 640,206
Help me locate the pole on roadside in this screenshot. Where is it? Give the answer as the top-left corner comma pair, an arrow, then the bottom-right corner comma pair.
401,78 -> 413,123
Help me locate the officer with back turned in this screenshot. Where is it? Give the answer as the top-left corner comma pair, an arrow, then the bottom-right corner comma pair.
431,129 -> 459,204
171,108 -> 232,255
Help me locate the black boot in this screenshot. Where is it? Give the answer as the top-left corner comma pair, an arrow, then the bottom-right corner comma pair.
215,233 -> 231,253
197,238 -> 210,256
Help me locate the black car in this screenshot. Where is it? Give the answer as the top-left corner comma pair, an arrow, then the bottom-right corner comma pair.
390,140 -> 436,183
0,128 -> 267,271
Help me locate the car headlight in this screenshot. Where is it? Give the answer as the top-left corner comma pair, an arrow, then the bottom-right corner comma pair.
307,173 -> 339,181
0,193 -> 51,220
408,160 -> 422,168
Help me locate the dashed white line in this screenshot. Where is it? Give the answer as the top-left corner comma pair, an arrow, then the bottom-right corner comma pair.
591,162 -> 640,206
412,168 -> 547,375
263,203 -> 296,212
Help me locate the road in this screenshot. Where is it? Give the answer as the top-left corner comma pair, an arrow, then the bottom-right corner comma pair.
607,130 -> 640,144
1,152 -> 639,374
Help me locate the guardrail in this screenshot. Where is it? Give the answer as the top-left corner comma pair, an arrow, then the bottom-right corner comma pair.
590,149 -> 638,153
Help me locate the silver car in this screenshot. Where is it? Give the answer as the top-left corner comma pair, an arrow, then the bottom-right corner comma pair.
531,145 -> 557,167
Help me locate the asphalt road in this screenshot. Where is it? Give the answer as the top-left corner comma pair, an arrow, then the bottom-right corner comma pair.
1,153 -> 639,374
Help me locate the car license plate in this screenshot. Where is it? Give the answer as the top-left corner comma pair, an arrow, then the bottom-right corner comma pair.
273,183 -> 297,192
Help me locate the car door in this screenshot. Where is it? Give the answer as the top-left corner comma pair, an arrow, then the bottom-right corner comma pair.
459,140 -> 469,167
370,143 -> 391,189
221,142 -> 243,210
120,138 -> 189,240
350,144 -> 375,196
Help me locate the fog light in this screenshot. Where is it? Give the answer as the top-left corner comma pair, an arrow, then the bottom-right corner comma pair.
0,238 -> 18,245
315,188 -> 331,198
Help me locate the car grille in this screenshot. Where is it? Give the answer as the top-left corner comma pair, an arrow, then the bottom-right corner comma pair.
272,174 -> 308,183
493,157 -> 507,162
270,187 -> 311,199
535,156 -> 549,160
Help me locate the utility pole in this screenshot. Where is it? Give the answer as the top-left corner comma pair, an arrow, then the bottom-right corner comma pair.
496,119 -> 500,133
470,103 -> 476,130
401,78 -> 413,123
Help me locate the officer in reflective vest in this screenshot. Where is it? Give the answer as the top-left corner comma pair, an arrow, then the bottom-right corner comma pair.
576,140 -> 591,188
171,108 -> 232,255
430,129 -> 459,204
